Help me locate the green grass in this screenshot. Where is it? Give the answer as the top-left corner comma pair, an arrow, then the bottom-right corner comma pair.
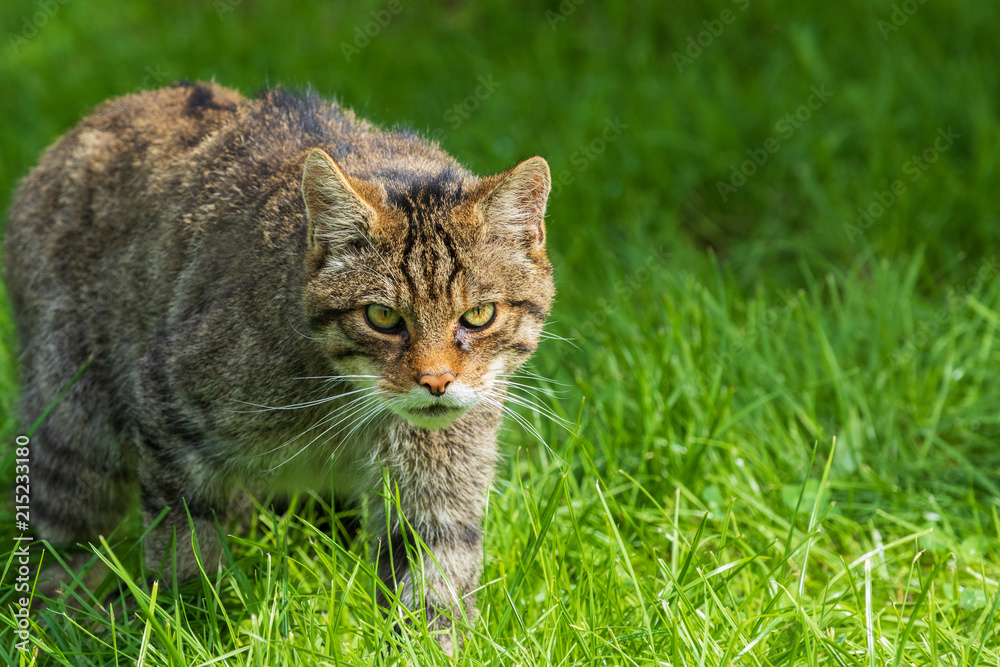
1,0 -> 999,664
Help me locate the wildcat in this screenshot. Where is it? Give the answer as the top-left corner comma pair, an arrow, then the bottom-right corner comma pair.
4,81 -> 554,652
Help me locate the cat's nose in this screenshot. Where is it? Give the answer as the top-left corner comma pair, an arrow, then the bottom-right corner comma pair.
419,372 -> 456,397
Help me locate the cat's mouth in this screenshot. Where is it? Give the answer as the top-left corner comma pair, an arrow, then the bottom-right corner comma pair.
381,382 -> 480,430
394,401 -> 471,430
413,404 -> 462,417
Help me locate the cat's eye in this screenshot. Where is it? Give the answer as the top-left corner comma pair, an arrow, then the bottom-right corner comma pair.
460,303 -> 496,330
365,304 -> 404,333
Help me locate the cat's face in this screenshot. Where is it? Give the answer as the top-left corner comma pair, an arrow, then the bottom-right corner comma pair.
301,150 -> 554,429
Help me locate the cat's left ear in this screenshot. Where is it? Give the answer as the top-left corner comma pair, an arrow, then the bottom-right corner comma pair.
479,156 -> 551,250
301,148 -> 377,252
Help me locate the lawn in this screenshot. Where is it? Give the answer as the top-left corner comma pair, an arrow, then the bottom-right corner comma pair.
1,0 -> 999,664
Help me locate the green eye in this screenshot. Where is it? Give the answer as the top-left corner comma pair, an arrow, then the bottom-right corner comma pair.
365,304 -> 404,332
460,303 -> 496,329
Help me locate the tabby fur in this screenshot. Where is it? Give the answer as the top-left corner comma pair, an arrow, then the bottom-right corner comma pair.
4,81 -> 554,653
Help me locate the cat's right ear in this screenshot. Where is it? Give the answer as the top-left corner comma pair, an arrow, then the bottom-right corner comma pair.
477,156 -> 551,253
301,149 -> 376,252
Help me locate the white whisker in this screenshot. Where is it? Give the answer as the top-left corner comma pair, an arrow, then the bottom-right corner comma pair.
292,375 -> 381,381
539,329 -> 579,349
265,392 -> 387,473
322,399 -> 395,470
499,390 -> 574,432
341,401 -> 390,444
255,389 -> 383,459
480,394 -> 566,465
232,385 -> 376,413
496,377 -> 566,398
288,318 -> 322,341
492,374 -> 575,431
509,368 -> 570,387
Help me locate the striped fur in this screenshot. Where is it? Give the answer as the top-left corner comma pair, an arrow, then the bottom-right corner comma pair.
4,82 -> 554,652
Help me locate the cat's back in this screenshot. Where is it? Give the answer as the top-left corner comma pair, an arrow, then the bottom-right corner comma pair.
4,83 -> 249,316
7,81 -> 248,235
5,82 -> 400,335
6,81 -> 318,272
5,81 -> 459,306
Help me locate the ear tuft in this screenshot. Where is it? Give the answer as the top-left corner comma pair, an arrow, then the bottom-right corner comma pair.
301,149 -> 376,250
481,156 -> 551,249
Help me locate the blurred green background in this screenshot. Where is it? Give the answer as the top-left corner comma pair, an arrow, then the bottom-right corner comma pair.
4,0 -> 998,471
2,1 -> 1000,663
2,0 -> 997,286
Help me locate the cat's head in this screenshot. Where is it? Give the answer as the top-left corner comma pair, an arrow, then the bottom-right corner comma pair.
300,148 -> 554,429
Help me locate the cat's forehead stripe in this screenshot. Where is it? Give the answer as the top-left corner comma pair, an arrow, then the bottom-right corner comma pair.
382,165 -> 466,211
392,191 -> 466,306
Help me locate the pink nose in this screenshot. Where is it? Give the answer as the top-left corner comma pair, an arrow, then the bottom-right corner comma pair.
419,372 -> 455,396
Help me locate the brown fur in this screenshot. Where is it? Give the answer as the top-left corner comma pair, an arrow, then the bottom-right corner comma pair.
3,81 -> 554,652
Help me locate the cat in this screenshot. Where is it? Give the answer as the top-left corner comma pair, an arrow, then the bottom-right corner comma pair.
4,81 -> 554,653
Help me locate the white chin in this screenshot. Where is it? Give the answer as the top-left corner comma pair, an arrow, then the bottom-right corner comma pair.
396,406 -> 469,430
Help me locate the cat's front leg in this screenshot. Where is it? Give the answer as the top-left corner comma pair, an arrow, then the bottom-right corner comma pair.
373,417 -> 498,654
137,444 -> 230,583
